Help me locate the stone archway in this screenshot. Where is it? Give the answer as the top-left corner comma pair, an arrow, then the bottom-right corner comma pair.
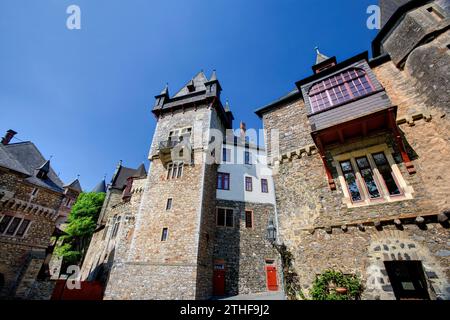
364,230 -> 448,300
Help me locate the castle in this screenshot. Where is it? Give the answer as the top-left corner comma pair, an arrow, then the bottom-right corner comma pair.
81,0 -> 450,300
0,130 -> 82,299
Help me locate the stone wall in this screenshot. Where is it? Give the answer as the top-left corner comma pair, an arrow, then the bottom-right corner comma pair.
261,99 -> 313,162
292,224 -> 449,300
80,179 -> 145,283
213,199 -> 281,296
0,170 -> 68,299
260,31 -> 450,299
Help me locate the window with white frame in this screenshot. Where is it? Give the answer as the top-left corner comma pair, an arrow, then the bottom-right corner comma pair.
30,188 -> 39,199
0,215 -> 31,237
167,162 -> 184,180
222,147 -> 231,163
335,147 -> 409,206
168,127 -> 192,142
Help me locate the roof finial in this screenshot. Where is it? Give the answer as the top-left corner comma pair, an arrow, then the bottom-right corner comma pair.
315,46 -> 330,65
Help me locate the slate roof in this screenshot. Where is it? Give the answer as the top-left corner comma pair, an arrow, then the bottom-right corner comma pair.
1,142 -> 65,193
0,144 -> 28,175
92,179 -> 107,193
64,179 -> 82,192
254,88 -> 301,117
110,163 -> 146,189
133,163 -> 147,178
173,71 -> 208,98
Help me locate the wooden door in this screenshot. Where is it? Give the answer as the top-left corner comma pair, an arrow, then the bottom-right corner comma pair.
213,264 -> 225,296
384,261 -> 430,300
266,265 -> 278,291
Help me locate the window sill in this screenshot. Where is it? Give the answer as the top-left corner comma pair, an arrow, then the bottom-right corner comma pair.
343,193 -> 413,208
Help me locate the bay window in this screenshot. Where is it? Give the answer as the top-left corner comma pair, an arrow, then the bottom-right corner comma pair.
336,148 -> 408,206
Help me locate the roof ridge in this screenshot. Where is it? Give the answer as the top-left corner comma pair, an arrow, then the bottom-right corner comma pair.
3,141 -> 33,147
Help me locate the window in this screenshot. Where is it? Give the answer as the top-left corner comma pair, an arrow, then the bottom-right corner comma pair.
427,6 -> 444,21
261,179 -> 269,193
245,211 -> 253,228
31,188 -> 38,197
309,68 -> 373,113
245,177 -> 253,192
372,152 -> 401,196
245,151 -> 251,165
5,217 -> 22,235
111,216 -> 121,238
217,172 -> 230,190
15,220 -> 30,237
161,228 -> 168,241
222,148 -> 231,163
355,156 -> 381,199
337,149 -> 407,205
0,216 -> 30,237
0,216 -> 13,234
169,127 -> 192,142
166,198 -> 173,210
217,208 -> 234,227
167,162 -> 183,180
340,161 -> 362,202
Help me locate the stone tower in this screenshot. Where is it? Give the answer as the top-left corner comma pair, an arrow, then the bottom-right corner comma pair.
103,71 -> 233,300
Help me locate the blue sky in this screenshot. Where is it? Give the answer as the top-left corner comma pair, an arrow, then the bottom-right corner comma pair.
0,0 -> 379,191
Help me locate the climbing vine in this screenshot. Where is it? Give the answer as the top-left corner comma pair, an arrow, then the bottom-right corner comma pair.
274,244 -> 306,300
310,269 -> 363,300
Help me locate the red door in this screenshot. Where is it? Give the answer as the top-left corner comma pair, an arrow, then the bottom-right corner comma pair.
266,266 -> 278,291
213,264 -> 225,296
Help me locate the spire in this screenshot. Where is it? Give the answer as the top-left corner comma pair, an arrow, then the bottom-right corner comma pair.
315,46 -> 330,65
209,69 -> 218,82
64,179 -> 82,192
92,179 -> 107,193
160,83 -> 169,96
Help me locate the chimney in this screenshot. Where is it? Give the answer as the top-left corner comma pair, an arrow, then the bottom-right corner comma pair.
1,130 -> 17,145
240,122 -> 247,140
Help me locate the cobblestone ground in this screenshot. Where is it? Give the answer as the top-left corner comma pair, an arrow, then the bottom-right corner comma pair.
217,291 -> 286,300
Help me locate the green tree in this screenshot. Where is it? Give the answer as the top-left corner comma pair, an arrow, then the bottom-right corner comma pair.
56,192 -> 106,265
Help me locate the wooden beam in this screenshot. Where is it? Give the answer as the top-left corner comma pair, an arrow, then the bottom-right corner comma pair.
314,135 -> 336,190
388,108 -> 416,174
362,120 -> 368,137
337,129 -> 345,143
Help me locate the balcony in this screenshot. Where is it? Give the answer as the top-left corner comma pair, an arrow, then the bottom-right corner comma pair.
158,138 -> 193,166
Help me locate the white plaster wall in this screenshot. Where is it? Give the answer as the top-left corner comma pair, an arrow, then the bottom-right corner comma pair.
216,144 -> 276,204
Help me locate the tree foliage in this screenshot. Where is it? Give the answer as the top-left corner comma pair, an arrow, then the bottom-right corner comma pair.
56,192 -> 106,265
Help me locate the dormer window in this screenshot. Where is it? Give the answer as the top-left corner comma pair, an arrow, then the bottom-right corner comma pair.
187,80 -> 195,92
308,68 -> 374,114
